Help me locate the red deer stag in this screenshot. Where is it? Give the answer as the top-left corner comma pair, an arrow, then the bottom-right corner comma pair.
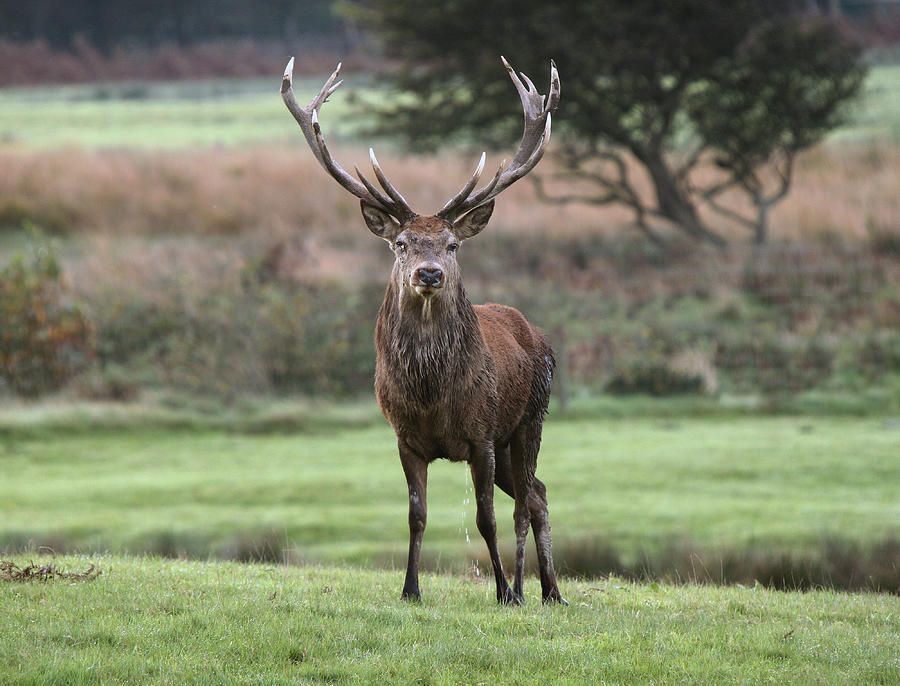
282,56 -> 565,605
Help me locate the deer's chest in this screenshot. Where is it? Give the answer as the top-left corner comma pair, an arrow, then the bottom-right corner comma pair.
397,417 -> 474,464
375,365 -> 497,463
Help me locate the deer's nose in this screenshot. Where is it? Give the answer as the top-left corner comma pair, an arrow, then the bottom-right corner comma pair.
416,267 -> 443,287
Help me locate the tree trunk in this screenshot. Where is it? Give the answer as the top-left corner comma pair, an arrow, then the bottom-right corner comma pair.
754,199 -> 770,246
753,193 -> 783,245
639,148 -> 727,247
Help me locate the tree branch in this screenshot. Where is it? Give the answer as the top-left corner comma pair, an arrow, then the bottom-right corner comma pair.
531,175 -> 624,206
761,148 -> 795,206
703,194 -> 757,230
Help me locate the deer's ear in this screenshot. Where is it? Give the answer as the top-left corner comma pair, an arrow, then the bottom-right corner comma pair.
452,200 -> 494,241
361,201 -> 400,241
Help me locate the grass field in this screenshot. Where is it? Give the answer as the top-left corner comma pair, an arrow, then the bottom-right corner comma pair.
2,411 -> 898,588
1,554 -> 898,685
1,65 -> 898,150
0,74 -> 367,149
835,64 -> 900,142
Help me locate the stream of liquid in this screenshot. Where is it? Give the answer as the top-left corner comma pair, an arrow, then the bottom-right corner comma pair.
460,464 -> 471,544
460,465 -> 481,577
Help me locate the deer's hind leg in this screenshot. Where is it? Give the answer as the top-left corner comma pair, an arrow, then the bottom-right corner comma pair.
470,445 -> 519,605
511,421 -> 566,605
528,477 -> 565,604
509,423 -> 538,602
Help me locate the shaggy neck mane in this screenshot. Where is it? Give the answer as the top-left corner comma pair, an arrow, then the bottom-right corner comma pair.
377,273 -> 483,402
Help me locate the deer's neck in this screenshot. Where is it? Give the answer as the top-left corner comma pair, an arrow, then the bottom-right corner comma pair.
376,276 -> 483,389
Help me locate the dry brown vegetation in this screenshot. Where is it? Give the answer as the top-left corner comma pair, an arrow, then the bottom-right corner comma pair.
1,142 -> 898,245
0,559 -> 101,582
1,141 -> 899,402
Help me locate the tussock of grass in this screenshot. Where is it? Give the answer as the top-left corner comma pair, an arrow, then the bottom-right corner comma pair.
0,558 -> 101,582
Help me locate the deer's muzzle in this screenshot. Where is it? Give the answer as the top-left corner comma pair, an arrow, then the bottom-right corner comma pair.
415,267 -> 444,288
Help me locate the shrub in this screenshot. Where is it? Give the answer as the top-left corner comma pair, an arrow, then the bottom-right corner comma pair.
857,331 -> 900,379
715,334 -> 834,394
82,266 -> 382,400
0,233 -> 94,397
605,359 -> 706,397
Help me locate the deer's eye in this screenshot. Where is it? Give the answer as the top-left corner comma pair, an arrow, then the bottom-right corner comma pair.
395,240 -> 406,253
448,242 -> 459,253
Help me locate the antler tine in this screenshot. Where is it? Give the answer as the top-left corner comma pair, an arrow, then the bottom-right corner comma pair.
438,57 -> 560,221
281,57 -> 416,222
473,124 -> 549,201
480,160 -> 507,198
514,114 -> 551,178
354,165 -> 396,210
502,56 -> 553,169
369,148 -> 415,212
436,152 -> 486,217
547,59 -> 561,113
281,58 -> 341,168
439,159 -> 505,219
309,110 -> 368,199
519,72 -> 537,94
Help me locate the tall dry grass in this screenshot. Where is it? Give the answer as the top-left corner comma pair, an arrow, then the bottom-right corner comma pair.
780,143 -> 900,240
1,142 -> 897,246
3,139 -> 899,314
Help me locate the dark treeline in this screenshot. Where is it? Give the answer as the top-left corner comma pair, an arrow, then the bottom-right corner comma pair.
1,1 -> 896,56
0,0 -> 341,52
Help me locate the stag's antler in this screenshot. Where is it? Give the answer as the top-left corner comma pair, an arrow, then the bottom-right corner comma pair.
436,57 -> 560,222
282,57 -> 559,223
281,57 -> 417,222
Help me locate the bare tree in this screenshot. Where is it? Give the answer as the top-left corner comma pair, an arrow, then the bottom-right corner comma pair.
351,0 -> 866,245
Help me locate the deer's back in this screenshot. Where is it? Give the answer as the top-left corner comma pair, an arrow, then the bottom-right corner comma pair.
475,303 -> 554,438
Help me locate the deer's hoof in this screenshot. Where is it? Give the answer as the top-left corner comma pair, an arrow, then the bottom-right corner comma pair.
401,589 -> 421,603
498,587 -> 524,606
542,589 -> 568,606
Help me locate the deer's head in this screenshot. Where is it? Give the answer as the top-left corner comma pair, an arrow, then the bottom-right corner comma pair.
359,201 -> 494,302
281,56 -> 560,305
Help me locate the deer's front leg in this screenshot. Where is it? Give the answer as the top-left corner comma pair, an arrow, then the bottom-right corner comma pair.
470,446 -> 520,605
399,440 -> 428,601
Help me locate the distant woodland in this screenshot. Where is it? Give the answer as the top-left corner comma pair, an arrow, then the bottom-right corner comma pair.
0,0 -> 342,50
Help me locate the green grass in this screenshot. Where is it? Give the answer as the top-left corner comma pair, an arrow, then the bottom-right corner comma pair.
1,554 -> 897,685
1,65 -> 899,149
1,410 -> 897,681
833,64 -> 900,143
0,75 -> 367,149
2,413 -> 897,577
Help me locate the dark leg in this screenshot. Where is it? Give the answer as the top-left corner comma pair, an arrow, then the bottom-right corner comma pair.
470,447 -> 519,605
399,440 -> 427,601
529,477 -> 566,604
509,426 -> 536,602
